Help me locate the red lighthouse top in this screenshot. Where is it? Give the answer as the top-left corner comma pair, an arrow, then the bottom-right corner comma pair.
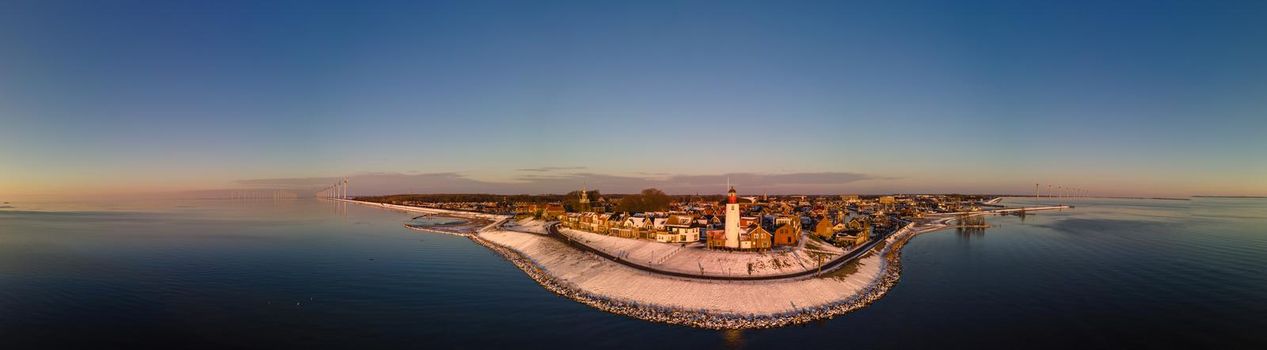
727,186 -> 737,204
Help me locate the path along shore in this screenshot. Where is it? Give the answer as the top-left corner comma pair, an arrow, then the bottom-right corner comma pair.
337,199 -> 1065,329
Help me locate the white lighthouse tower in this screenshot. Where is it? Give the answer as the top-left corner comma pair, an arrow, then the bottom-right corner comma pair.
724,184 -> 740,249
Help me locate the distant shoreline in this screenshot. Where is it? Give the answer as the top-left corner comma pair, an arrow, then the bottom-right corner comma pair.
998,195 -> 1191,201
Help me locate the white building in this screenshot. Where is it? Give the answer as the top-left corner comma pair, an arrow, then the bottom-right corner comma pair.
724,186 -> 741,248
656,226 -> 700,243
658,215 -> 701,243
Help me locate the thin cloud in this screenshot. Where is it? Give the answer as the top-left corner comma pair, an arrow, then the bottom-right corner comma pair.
515,166 -> 588,172
235,171 -> 892,196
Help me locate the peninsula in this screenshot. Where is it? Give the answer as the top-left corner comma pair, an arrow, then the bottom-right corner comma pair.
335,188 -> 1071,329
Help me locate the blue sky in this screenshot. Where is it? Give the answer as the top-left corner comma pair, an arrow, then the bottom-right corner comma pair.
1,0 -> 1265,197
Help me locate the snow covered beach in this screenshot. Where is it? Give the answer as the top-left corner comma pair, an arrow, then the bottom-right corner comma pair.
469,218 -> 954,329
555,226 -> 847,278
339,199 -> 963,329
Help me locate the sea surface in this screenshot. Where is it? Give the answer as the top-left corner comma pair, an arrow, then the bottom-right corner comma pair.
2,198 -> 1265,349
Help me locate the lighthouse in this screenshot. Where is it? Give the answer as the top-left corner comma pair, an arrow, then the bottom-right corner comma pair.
724,185 -> 740,249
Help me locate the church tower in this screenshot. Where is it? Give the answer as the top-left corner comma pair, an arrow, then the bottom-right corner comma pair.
578,185 -> 590,212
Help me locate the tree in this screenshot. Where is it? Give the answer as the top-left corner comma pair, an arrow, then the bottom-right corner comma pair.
640,188 -> 670,212
616,194 -> 643,213
615,188 -> 669,213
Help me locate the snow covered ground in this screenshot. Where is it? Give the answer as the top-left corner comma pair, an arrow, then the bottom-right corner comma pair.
501,217 -> 550,234
556,227 -> 846,278
477,228 -> 884,315
337,199 -> 507,221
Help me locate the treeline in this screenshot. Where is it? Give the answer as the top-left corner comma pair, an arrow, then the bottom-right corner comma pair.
356,189 -> 681,213
356,190 -> 700,206
614,188 -> 671,213
356,194 -> 568,204
358,191 -> 978,211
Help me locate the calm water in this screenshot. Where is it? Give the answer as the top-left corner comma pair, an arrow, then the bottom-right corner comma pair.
2,198 -> 1265,349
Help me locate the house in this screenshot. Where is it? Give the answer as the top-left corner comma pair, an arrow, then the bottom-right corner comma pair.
563,212 -> 582,228
774,223 -> 799,246
624,216 -> 648,230
595,213 -> 617,233
543,204 -> 566,219
651,217 -> 668,231
664,214 -> 694,227
774,215 -> 801,233
879,196 -> 896,210
741,226 -> 772,250
706,228 -> 727,248
660,214 -> 701,243
610,226 -> 638,238
847,217 -> 869,231
578,212 -> 595,230
513,202 -> 541,215
656,226 -> 700,243
814,218 -> 835,239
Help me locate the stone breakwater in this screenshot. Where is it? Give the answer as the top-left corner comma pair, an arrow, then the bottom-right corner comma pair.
403,224 -> 471,237
465,224 -> 932,330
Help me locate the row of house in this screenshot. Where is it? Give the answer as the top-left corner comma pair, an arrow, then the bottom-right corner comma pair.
559,212 -> 705,243
557,209 -> 804,249
545,187 -> 948,251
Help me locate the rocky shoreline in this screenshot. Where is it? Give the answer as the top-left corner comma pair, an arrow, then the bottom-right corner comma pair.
466,224 -> 933,330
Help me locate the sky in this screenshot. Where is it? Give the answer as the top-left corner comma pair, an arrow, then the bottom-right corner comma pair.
1,0 -> 1265,198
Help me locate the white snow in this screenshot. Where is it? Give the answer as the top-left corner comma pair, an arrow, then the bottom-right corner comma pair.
477,228 -> 884,315
556,227 -> 847,278
501,217 -> 550,234
337,199 -> 507,221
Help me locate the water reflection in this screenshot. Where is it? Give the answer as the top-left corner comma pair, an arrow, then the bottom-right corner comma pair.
721,329 -> 746,349
2,197 -> 1265,348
